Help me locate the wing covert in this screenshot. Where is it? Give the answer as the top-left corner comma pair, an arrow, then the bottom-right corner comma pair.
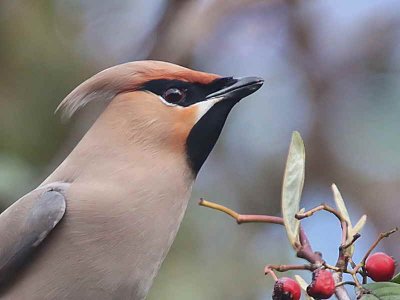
0,184 -> 68,287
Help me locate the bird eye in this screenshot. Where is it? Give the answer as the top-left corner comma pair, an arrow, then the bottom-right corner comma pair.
163,88 -> 185,104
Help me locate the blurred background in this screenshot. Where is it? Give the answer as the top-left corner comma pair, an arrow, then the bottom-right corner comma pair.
1,0 -> 399,298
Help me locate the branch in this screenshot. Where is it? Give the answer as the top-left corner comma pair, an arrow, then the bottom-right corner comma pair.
352,227 -> 398,274
342,233 -> 361,249
333,272 -> 352,300
199,199 -> 283,225
295,203 -> 348,246
264,264 -> 315,273
199,199 -> 322,264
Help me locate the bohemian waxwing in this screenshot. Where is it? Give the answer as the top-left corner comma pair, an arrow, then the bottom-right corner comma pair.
0,61 -> 263,299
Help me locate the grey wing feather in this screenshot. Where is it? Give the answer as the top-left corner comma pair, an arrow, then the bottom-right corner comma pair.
0,184 -> 67,286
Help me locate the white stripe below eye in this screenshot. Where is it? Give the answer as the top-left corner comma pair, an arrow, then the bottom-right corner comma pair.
155,92 -> 223,123
158,95 -> 179,107
193,97 -> 223,123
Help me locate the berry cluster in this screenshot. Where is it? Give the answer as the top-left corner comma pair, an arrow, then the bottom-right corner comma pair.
200,196 -> 398,300
271,252 -> 396,300
273,269 -> 336,300
199,132 -> 398,299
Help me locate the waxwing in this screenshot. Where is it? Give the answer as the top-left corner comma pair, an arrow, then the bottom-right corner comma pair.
0,61 -> 263,299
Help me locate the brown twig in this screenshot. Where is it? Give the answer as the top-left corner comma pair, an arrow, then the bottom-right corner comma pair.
334,233 -> 361,273
264,264 -> 315,273
343,233 -> 361,249
296,245 -> 322,264
295,204 -> 342,221
323,263 -> 341,272
351,273 -> 363,288
360,228 -> 397,265
336,281 -> 357,287
199,199 -> 323,264
332,272 -> 352,300
199,199 -> 283,224
352,227 -> 398,274
264,267 -> 279,281
348,257 -> 357,269
296,227 -> 323,264
295,203 -> 348,246
362,271 -> 368,285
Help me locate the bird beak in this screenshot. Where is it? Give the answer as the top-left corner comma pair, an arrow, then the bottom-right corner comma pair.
192,76 -> 264,123
205,77 -> 264,101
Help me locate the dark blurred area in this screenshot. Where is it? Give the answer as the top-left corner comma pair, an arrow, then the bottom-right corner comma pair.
1,1 -> 399,299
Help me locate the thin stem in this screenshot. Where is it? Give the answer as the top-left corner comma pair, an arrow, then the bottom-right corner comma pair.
351,273 -> 362,288
198,199 -> 283,225
199,198 -> 321,264
353,227 -> 398,274
238,215 -> 284,225
296,247 -> 322,264
199,199 -> 240,220
324,263 -> 341,272
264,267 -> 278,281
332,272 -> 352,300
295,203 -> 342,222
348,258 -> 357,269
360,228 -> 397,265
343,233 -> 361,249
362,271 -> 368,284
335,233 -> 360,274
264,264 -> 315,273
295,203 -> 348,246
297,228 -> 323,264
336,281 -> 357,288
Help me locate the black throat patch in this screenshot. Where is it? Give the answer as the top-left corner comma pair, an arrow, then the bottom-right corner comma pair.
140,77 -> 238,176
186,100 -> 237,175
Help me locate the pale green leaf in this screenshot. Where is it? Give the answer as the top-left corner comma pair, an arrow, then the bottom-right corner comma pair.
294,275 -> 308,291
282,131 -> 305,248
332,183 -> 352,229
391,272 -> 400,284
332,184 -> 354,255
350,214 -> 367,237
360,295 -> 379,300
347,244 -> 355,257
347,214 -> 367,256
360,282 -> 400,299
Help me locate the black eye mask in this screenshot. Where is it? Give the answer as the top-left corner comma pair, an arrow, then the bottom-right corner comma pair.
140,75 -> 263,176
140,77 -> 237,107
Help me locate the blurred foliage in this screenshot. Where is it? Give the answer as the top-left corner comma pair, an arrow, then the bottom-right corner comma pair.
1,0 -> 400,299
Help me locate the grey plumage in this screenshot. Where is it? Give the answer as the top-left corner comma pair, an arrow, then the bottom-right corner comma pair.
0,184 -> 66,289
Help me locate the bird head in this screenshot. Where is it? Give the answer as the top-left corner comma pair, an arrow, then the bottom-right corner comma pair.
57,61 -> 263,175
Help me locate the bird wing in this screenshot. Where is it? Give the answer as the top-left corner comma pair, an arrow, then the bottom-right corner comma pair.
0,183 -> 68,286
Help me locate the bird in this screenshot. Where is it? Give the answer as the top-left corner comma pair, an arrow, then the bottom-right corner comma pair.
0,61 -> 263,299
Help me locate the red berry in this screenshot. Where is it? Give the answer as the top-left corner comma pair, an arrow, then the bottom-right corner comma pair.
365,252 -> 396,282
307,269 -> 335,299
272,277 -> 301,300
